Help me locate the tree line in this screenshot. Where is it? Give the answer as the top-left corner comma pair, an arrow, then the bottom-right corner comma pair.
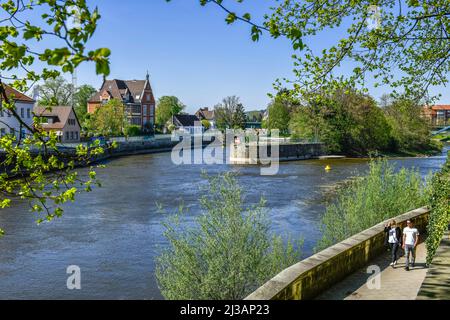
265,87 -> 440,156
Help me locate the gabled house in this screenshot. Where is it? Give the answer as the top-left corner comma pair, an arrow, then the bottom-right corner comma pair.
195,107 -> 216,129
171,114 -> 203,135
0,84 -> 35,139
87,73 -> 156,133
34,106 -> 81,143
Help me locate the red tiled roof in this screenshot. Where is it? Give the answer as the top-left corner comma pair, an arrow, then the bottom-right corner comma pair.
430,105 -> 450,110
1,84 -> 35,103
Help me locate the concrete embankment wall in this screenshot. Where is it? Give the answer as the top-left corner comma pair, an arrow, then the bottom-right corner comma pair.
246,207 -> 430,300
231,143 -> 325,164
93,138 -> 178,162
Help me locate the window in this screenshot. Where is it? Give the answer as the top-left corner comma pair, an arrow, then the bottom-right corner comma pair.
0,109 -> 3,117
66,131 -> 70,140
10,128 -> 15,135
27,108 -> 31,119
136,95 -> 140,100
21,129 -> 26,139
71,131 -> 74,140
75,131 -> 79,140
147,94 -> 151,101
20,108 -> 24,118
0,128 -> 5,136
143,105 -> 148,115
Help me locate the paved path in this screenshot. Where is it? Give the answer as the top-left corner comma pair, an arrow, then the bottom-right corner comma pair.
318,241 -> 428,300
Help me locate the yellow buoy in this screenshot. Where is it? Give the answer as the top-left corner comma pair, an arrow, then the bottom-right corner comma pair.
325,165 -> 332,171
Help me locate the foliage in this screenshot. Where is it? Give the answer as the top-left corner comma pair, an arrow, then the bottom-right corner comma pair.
426,152 -> 450,265
88,99 -> 126,137
0,0 -> 111,236
156,172 -> 302,300
155,96 -> 185,128
317,159 -> 430,251
246,110 -> 264,122
125,125 -> 142,137
264,97 -> 292,135
188,0 -> 450,101
38,76 -> 74,107
290,88 -> 392,155
214,96 -> 247,130
383,96 -> 437,153
201,119 -> 211,130
74,84 -> 96,123
167,123 -> 176,133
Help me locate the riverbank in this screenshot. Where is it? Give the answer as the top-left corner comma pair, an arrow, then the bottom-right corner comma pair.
0,146 -> 448,299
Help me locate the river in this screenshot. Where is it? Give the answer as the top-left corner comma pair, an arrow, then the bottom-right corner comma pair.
0,146 -> 448,299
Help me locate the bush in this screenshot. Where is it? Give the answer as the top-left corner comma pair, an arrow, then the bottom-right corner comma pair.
124,125 -> 142,137
426,152 -> 450,264
201,119 -> 211,130
316,159 -> 430,251
156,172 -> 302,300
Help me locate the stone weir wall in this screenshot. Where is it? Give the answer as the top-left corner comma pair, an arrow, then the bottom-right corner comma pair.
230,142 -> 325,164
246,207 -> 430,300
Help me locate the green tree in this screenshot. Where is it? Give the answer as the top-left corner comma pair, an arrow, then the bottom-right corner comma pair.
215,96 -> 247,130
38,76 -> 74,107
189,0 -> 450,101
91,99 -> 126,137
383,97 -> 436,153
290,87 -> 392,155
264,97 -> 291,135
74,84 -> 96,123
156,172 -> 302,300
0,0 -> 111,236
155,96 -> 185,128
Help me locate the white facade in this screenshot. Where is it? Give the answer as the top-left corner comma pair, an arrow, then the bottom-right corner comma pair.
0,100 -> 34,140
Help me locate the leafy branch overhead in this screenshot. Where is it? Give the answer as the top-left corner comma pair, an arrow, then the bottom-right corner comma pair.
0,0 -> 113,236
184,0 -> 450,100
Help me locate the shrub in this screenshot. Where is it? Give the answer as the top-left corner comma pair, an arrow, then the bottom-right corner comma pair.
124,125 -> 142,137
426,152 -> 450,264
156,172 -> 302,300
316,159 -> 430,251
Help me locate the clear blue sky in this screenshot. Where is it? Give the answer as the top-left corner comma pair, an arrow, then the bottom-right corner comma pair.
70,0 -> 448,112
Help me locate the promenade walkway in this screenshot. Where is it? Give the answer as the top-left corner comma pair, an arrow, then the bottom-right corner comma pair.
318,241 -> 429,300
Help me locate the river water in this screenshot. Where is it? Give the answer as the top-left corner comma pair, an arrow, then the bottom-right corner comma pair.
0,146 -> 448,299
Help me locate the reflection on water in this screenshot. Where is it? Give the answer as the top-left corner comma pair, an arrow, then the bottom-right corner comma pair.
0,146 -> 448,299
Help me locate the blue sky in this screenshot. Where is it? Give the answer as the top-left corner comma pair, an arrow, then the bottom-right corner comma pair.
46,0 -> 450,112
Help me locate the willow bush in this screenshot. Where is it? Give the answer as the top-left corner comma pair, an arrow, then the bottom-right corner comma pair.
317,159 -> 430,251
426,152 -> 450,265
156,172 -> 302,300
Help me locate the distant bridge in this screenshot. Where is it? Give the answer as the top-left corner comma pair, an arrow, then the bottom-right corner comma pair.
432,126 -> 450,136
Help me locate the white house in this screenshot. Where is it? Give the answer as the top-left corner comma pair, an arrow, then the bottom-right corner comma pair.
0,84 -> 35,140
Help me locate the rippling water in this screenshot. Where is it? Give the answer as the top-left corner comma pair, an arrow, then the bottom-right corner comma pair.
0,146 -> 448,299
